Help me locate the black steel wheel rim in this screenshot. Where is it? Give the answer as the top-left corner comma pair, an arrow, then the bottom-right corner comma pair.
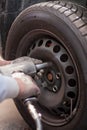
17,30 -> 80,127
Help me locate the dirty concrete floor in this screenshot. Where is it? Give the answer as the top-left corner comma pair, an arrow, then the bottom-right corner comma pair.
0,99 -> 31,130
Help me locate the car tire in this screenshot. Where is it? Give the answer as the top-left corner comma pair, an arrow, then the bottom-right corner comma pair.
5,1 -> 87,130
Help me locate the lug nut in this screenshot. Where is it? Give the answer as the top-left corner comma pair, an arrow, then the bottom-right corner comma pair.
56,73 -> 60,79
53,85 -> 58,92
40,69 -> 44,73
37,72 -> 43,77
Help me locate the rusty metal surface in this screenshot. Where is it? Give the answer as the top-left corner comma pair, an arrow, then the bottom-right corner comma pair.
0,99 -> 31,130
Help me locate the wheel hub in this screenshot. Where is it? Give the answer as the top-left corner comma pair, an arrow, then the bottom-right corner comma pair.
29,47 -> 64,108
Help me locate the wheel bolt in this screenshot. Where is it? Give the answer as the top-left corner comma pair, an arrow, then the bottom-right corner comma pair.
53,85 -> 58,92
56,73 -> 60,79
40,69 -> 44,73
37,72 -> 43,77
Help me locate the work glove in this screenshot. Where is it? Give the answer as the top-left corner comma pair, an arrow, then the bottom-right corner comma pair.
11,56 -> 42,65
10,56 -> 42,99
0,56 -> 42,76
12,72 -> 40,99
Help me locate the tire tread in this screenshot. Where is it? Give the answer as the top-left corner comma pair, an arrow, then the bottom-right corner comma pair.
35,1 -> 87,35
33,1 -> 87,43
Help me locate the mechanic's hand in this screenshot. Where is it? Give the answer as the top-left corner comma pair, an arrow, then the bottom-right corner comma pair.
11,56 -> 42,65
0,56 -> 42,66
0,55 -> 11,66
0,59 -> 11,66
12,72 -> 40,99
0,56 -> 42,76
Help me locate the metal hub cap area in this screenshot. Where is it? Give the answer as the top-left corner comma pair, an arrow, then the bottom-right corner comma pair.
28,37 -> 79,126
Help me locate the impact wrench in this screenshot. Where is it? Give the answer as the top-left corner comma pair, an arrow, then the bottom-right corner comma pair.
24,97 -> 42,130
0,57 -> 52,130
